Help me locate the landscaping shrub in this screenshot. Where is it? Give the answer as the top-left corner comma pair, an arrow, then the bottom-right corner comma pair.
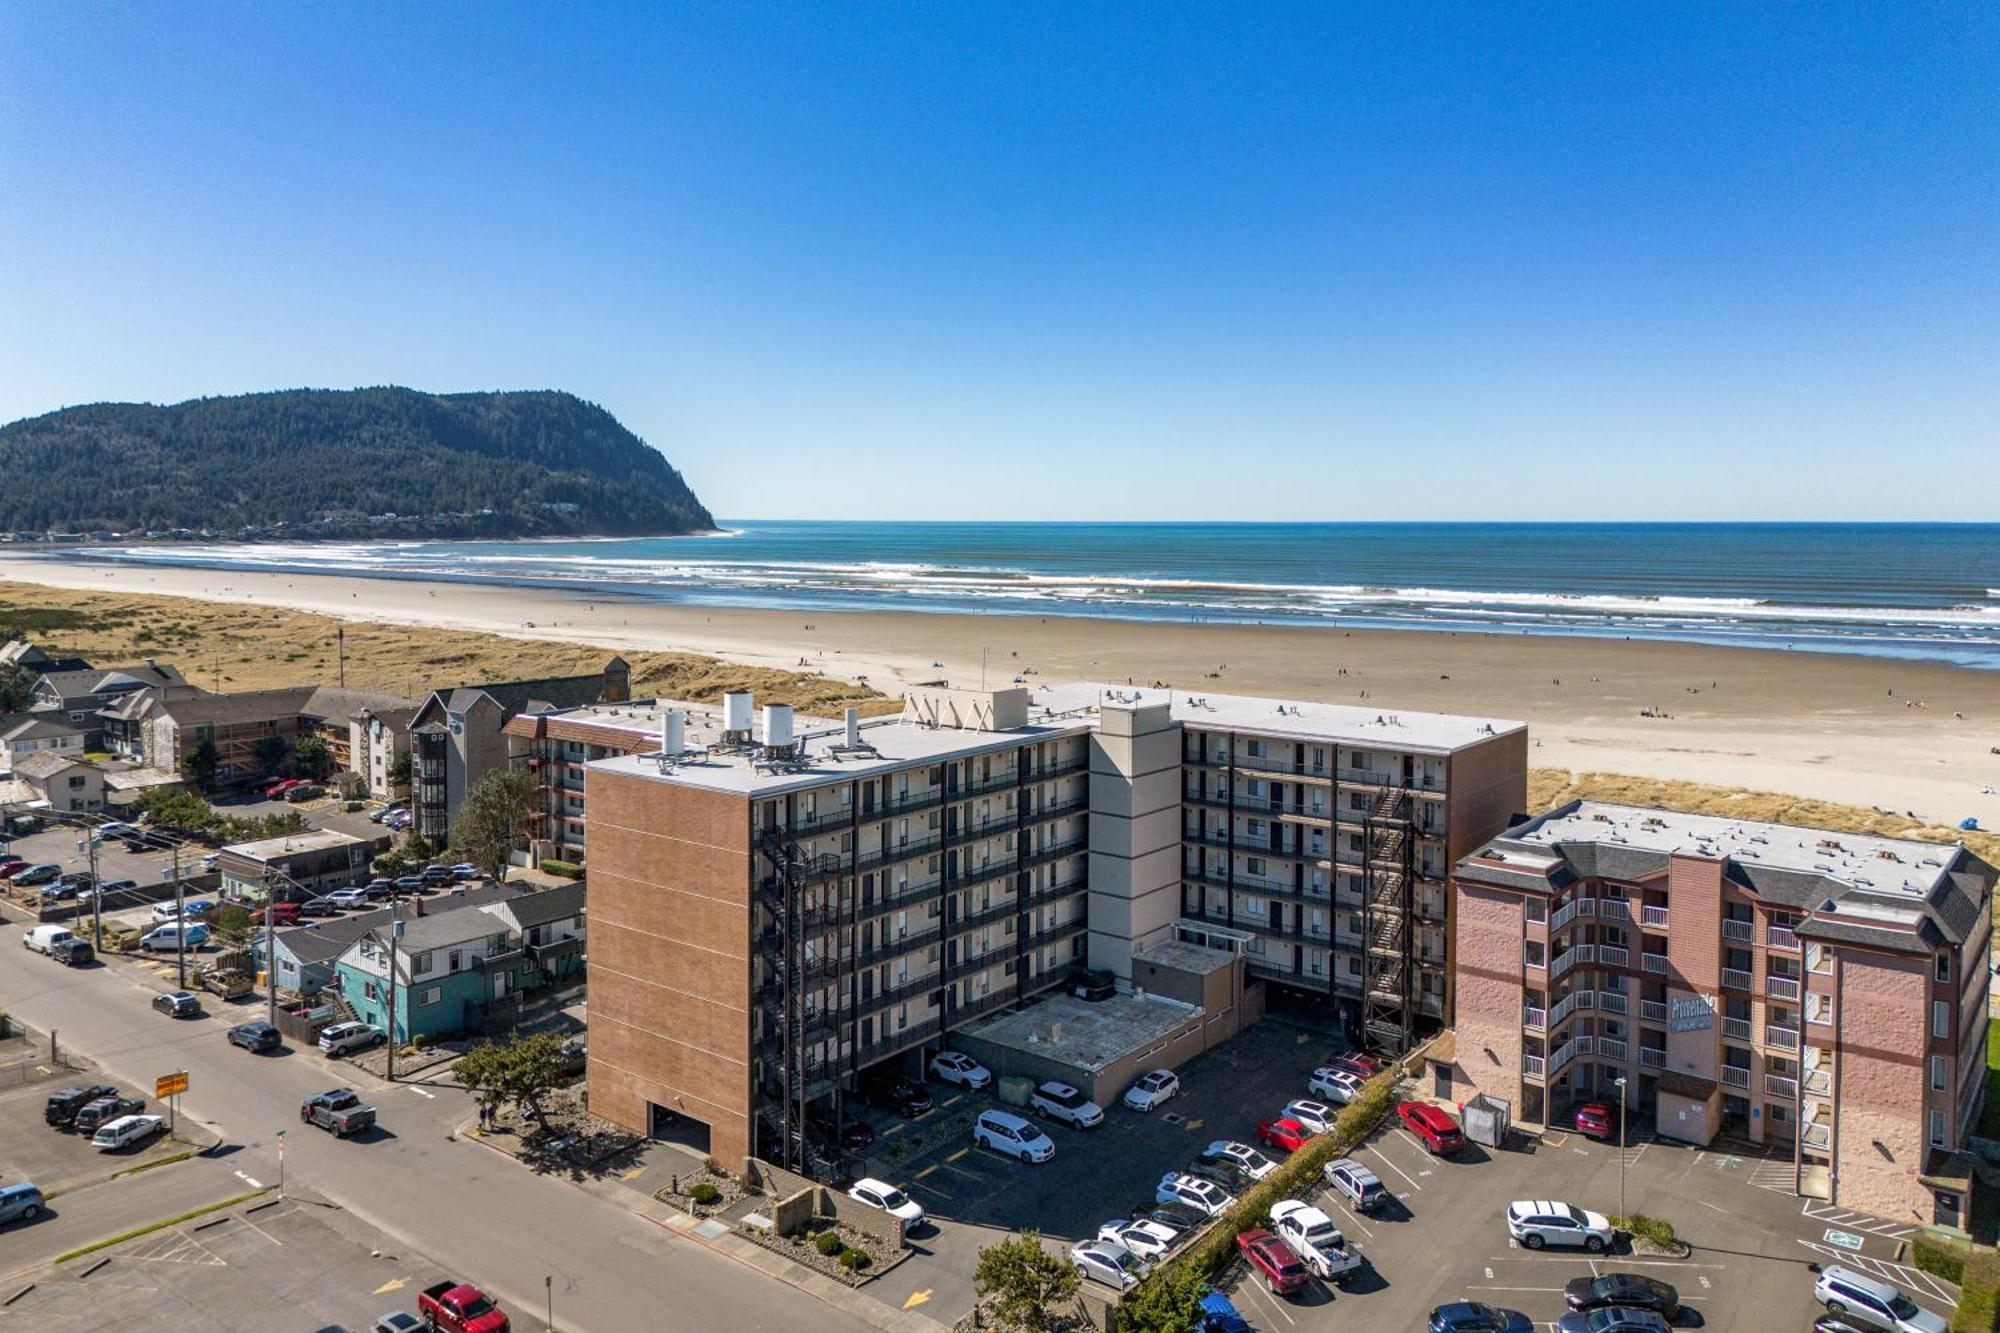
1916,1231 -> 1970,1285
815,1230 -> 847,1256
540,859 -> 585,879
839,1247 -> 870,1271
1954,1244 -> 2000,1333
1612,1214 -> 1677,1250
688,1182 -> 721,1206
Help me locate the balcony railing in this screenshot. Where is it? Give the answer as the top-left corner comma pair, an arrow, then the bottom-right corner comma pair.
1640,999 -> 1668,1024
1550,944 -> 1596,980
1722,1017 -> 1753,1042
1638,1047 -> 1666,1069
1765,1024 -> 1800,1051
1523,1005 -> 1547,1032
1721,967 -> 1753,991
1720,1066 -> 1751,1090
1767,975 -> 1802,1001
1641,905 -> 1670,929
1550,898 -> 1597,932
1641,953 -> 1669,975
1766,1074 -> 1799,1100
1767,925 -> 1800,951
1803,1124 -> 1831,1150
1598,945 -> 1630,969
1523,1054 -> 1545,1079
1597,988 -> 1629,1015
1597,1038 -> 1629,1062
1721,918 -> 1755,943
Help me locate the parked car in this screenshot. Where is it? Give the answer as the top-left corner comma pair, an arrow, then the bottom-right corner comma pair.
392,875 -> 425,896
0,858 -> 26,879
45,1083 -> 118,1127
1429,1303 -> 1534,1332
368,804 -> 407,824
92,1113 -> 165,1150
1156,1172 -> 1233,1217
264,900 -> 303,926
1068,967 -> 1116,1001
1197,1292 -> 1253,1333
556,1038 -> 587,1078
319,1022 -> 387,1056
1563,1273 -> 1681,1317
929,1051 -> 993,1089
973,1108 -> 1054,1163
1185,1159 -> 1255,1192
94,878 -> 139,901
449,863 -> 480,881
420,864 -> 455,887
152,901 -> 190,923
152,991 -> 202,1018
1132,1198 -> 1205,1233
1326,1049 -> 1381,1079
74,1095 -> 146,1136
1815,1314 -> 1890,1333
1398,1101 -> 1466,1155
285,783 -> 325,803
1812,1264 -> 1948,1333
1071,1238 -> 1148,1290
49,937 -> 94,966
298,897 -> 342,917
324,888 -> 370,909
226,1021 -> 283,1053
846,1177 -> 924,1226
301,1088 -> 378,1138
1030,1080 -> 1105,1128
804,1110 -> 872,1153
1573,1099 -> 1621,1141
1236,1228 -> 1309,1296
1506,1200 -> 1615,1253
1201,1140 -> 1278,1181
1098,1218 -> 1176,1260
1323,1157 -> 1389,1211
1270,1200 -> 1364,1285
372,1314 -> 424,1333
1556,1309 -> 1669,1333
12,863 -> 61,886
0,1182 -> 46,1227
360,878 -> 396,900
1257,1117 -> 1311,1154
138,923 -> 210,952
417,1280 -> 510,1333
265,778 -> 302,798
23,925 -> 78,957
1308,1067 -> 1365,1104
861,1071 -> 933,1117
1283,1098 -> 1336,1135
1123,1069 -> 1180,1112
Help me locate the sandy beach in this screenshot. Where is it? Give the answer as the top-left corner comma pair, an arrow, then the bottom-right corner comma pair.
4,553 -> 1998,827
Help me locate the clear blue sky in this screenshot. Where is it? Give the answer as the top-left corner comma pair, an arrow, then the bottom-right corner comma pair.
2,5 -> 1993,521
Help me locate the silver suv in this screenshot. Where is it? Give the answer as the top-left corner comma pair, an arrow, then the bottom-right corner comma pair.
1506,1199 -> 1614,1252
318,1022 -> 386,1057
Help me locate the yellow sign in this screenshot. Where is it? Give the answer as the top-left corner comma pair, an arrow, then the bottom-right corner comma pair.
155,1071 -> 189,1099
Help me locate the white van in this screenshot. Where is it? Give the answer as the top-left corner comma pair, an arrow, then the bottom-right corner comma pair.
22,925 -> 76,956
91,1113 -> 165,1150
138,923 -> 210,953
973,1108 -> 1055,1163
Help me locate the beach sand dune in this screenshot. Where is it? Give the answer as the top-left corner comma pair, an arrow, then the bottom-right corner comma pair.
2,554 -> 1996,829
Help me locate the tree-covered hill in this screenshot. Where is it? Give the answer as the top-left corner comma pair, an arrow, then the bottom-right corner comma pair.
0,387 -> 715,538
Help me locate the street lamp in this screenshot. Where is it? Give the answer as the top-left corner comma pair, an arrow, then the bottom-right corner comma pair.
1614,1074 -> 1629,1222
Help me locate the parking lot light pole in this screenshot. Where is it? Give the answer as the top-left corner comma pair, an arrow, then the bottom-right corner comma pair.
173,842 -> 186,989
1614,1074 -> 1629,1222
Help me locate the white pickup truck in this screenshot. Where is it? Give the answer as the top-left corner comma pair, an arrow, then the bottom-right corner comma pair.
1269,1200 -> 1365,1286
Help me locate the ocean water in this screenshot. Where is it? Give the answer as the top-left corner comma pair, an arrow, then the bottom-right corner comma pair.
66,522 -> 2000,668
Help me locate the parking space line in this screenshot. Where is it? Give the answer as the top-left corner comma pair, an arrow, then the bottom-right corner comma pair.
1800,1199 -> 1915,1239
944,1148 -> 969,1164
1368,1146 -> 1426,1192
1798,1241 -> 1955,1306
912,1165 -> 938,1181
1235,1277 -> 1297,1327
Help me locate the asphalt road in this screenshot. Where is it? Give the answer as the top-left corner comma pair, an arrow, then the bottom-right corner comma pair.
0,918 -> 882,1333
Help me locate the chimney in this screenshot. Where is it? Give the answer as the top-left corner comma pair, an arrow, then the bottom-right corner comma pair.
411,895 -> 425,917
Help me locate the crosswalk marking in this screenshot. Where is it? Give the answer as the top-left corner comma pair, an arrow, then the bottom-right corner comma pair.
1798,1240 -> 1954,1305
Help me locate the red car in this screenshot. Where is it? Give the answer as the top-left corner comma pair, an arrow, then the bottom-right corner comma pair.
1236,1228 -> 1310,1295
1257,1116 -> 1311,1154
1397,1101 -> 1465,1155
0,858 -> 26,879
1573,1099 -> 1620,1140
263,778 -> 300,798
1326,1049 -> 1380,1079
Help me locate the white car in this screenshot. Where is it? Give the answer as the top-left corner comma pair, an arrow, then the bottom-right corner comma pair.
1098,1218 -> 1176,1261
92,1113 -> 165,1150
847,1177 -> 925,1227
1156,1172 -> 1233,1217
1813,1264 -> 1947,1333
1070,1239 -> 1148,1290
1308,1067 -> 1364,1104
929,1051 -> 993,1090
1030,1081 -> 1104,1128
1506,1199 -> 1615,1253
1284,1098 -> 1336,1135
1123,1069 -> 1179,1112
150,901 -> 188,923
1202,1140 -> 1277,1181
974,1109 -> 1054,1163
324,888 -> 370,909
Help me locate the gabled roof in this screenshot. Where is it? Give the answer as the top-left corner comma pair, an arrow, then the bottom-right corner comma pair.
349,898 -> 520,957
0,714 -> 87,743
12,751 -> 94,781
152,684 -> 416,732
411,662 -> 621,732
33,663 -> 189,699
278,884 -> 522,966
481,881 -> 584,930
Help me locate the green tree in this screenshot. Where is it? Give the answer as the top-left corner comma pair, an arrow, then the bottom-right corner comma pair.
448,767 -> 539,877
387,747 -> 412,788
137,787 -> 218,835
292,735 -> 331,779
179,738 -> 219,791
0,662 -> 33,713
452,1032 -> 570,1131
1119,1262 -> 1212,1333
972,1232 -> 1078,1332
251,734 -> 289,775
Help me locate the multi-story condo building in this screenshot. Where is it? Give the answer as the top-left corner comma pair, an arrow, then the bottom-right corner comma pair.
1451,801 -> 1994,1226
503,698 -> 677,863
585,681 -> 1523,1173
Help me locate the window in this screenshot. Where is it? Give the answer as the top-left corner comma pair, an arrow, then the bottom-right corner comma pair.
419,986 -> 443,1007
1930,1109 -> 1947,1146
411,950 -> 433,974
448,949 -> 463,973
1936,954 -> 1952,984
1932,1056 -> 1948,1092
1934,1000 -> 1949,1039
1524,940 -> 1546,968
364,981 -> 380,1002
1247,857 -> 1266,877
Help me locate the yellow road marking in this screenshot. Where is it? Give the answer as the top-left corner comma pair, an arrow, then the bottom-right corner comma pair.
944,1147 -> 969,1164
913,1165 -> 938,1180
373,1277 -> 409,1295
902,1290 -> 933,1310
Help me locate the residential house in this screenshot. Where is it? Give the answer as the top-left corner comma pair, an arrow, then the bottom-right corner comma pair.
0,713 -> 89,774
253,882 -> 523,997
12,752 -> 107,813
30,661 -> 197,741
476,880 -> 586,993
217,828 -> 390,901
409,658 -> 630,845
0,640 -> 91,674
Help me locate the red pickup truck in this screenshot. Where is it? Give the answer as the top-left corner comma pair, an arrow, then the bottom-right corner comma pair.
417,1281 -> 510,1333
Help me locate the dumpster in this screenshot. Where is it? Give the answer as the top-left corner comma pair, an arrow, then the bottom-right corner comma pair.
996,1075 -> 1034,1108
1462,1093 -> 1510,1149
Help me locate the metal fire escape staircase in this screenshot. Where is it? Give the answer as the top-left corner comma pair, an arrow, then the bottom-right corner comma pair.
753,824 -> 844,1174
1360,788 -> 1417,1053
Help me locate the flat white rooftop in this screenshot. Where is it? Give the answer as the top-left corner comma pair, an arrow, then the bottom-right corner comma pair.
221,828 -> 366,860
957,990 -> 1201,1073
1517,800 -> 1957,899
1030,681 -> 1524,755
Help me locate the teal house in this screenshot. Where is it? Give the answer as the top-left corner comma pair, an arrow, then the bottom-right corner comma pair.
335,883 -> 585,1043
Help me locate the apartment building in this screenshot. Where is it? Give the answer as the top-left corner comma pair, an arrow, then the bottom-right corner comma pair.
502,698 -> 675,862
122,684 -> 417,789
1450,801 -> 1995,1226
585,681 -> 1524,1173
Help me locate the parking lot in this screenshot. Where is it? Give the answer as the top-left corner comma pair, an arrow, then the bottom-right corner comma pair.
0,1193 -> 550,1333
0,1035 -> 193,1194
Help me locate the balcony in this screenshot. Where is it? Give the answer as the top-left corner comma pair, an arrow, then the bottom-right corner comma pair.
1523,1005 -> 1547,1032
1640,953 -> 1669,975
1720,1066 -> 1751,1090
1803,1123 -> 1831,1150
1597,988 -> 1629,1015
1721,918 -> 1754,944
1598,945 -> 1630,969
1597,1038 -> 1629,1062
1638,1047 -> 1666,1069
1766,1074 -> 1798,1100
1765,1024 -> 1800,1052
1721,967 -> 1753,991
1722,1017 -> 1753,1042
1523,1054 -> 1546,1079
1640,999 -> 1668,1024
1550,944 -> 1596,981
1766,975 -> 1802,1002
1641,905 -> 1670,929
1766,925 -> 1800,952
1550,898 -> 1597,932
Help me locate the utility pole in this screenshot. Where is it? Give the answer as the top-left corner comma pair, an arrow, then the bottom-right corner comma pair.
337,626 -> 346,690
386,893 -> 400,1082
174,841 -> 186,989
263,866 -> 277,1028
85,821 -> 103,949
1615,1074 -> 1629,1222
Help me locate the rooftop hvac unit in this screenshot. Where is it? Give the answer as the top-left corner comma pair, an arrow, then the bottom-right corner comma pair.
723,692 -> 753,733
762,704 -> 795,748
661,708 -> 685,757
845,706 -> 860,750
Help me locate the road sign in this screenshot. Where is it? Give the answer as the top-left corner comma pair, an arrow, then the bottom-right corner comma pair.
156,1070 -> 189,1098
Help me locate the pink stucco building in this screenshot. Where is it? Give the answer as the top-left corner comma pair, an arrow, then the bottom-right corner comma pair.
1444,800 -> 1993,1228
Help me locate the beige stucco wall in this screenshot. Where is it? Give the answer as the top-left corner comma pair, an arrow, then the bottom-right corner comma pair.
1833,948 -> 1932,1221
1450,879 -> 1528,1120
